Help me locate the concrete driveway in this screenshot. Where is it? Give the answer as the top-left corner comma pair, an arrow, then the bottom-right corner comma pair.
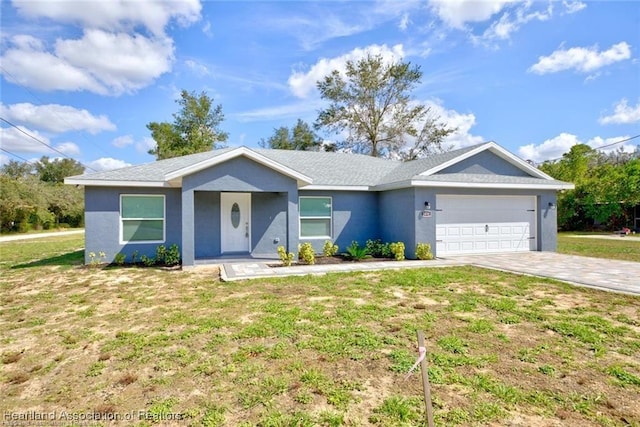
450,252 -> 640,295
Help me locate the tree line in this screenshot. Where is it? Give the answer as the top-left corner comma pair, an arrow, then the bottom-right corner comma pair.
0,157 -> 85,232
539,144 -> 640,230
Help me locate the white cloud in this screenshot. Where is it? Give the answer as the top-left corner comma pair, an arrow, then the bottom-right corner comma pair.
270,13 -> 366,51
518,132 -> 579,162
476,2 -> 552,44
87,157 -> 132,172
399,13 -> 410,31
0,102 -> 115,134
429,0 -> 517,29
136,137 -> 156,154
529,42 -> 631,74
599,99 -> 640,125
202,21 -> 213,38
112,135 -> 135,148
518,133 -> 636,163
55,142 -> 81,156
563,0 -> 586,14
185,59 -> 210,77
2,0 -> 200,95
235,99 -> 325,122
0,125 -> 53,153
12,0 -> 201,37
1,31 -> 175,95
425,99 -> 485,149
587,136 -> 636,154
288,44 -> 405,99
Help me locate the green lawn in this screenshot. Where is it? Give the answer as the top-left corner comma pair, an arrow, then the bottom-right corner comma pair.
1,236 -> 639,426
558,232 -> 640,263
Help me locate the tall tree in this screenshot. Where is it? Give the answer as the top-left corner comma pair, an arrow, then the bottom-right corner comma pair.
540,144 -> 640,230
259,119 -> 322,151
315,53 -> 455,158
1,160 -> 34,179
35,157 -> 85,183
147,90 -> 228,160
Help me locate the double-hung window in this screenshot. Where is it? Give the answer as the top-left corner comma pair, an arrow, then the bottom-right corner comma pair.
120,195 -> 165,243
299,196 -> 332,239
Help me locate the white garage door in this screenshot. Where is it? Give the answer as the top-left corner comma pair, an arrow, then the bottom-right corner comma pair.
436,195 -> 536,256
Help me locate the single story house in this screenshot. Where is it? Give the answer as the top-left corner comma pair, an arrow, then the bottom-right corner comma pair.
65,141 -> 574,266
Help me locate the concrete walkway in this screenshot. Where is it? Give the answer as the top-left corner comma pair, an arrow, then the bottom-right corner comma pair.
0,229 -> 84,242
219,252 -> 640,295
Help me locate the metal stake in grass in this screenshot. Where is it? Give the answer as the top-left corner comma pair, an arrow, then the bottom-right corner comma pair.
417,330 -> 435,427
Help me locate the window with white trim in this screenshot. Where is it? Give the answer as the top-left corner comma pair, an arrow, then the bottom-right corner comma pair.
120,195 -> 165,243
299,196 -> 332,239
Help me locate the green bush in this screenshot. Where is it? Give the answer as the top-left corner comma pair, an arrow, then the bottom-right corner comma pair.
277,246 -> 294,266
155,245 -> 167,265
389,242 -> 405,261
140,255 -> 155,267
298,242 -> 315,265
322,240 -> 339,257
131,250 -> 139,265
344,241 -> 370,261
114,253 -> 126,266
365,239 -> 391,258
164,244 -> 181,266
415,243 -> 433,260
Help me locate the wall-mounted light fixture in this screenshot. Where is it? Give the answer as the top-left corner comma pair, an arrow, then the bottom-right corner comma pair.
424,201 -> 431,210
548,202 -> 556,209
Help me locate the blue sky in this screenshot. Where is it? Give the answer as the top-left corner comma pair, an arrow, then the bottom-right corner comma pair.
1,0 -> 639,172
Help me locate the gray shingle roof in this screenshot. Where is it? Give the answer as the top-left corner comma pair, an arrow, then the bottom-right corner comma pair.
66,142 -> 571,189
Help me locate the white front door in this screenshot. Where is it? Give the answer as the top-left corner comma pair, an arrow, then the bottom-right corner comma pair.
436,195 -> 536,256
221,193 -> 251,253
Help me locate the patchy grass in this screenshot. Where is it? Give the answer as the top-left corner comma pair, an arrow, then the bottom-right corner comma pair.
1,236 -> 639,426
558,232 -> 640,262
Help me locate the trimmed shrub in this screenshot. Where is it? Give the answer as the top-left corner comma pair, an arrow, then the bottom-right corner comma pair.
114,253 -> 126,266
415,243 -> 434,260
277,246 -> 294,266
365,239 -> 391,258
322,240 -> 339,257
389,242 -> 405,261
164,244 -> 181,266
298,242 -> 315,265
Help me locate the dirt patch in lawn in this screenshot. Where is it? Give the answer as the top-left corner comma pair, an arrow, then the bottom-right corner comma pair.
1,261 -> 639,426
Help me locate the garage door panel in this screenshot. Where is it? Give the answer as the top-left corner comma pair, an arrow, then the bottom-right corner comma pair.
436,195 -> 536,256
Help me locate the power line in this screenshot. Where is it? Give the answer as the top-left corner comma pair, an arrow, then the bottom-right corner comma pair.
543,134 -> 640,163
0,117 -> 97,172
1,65 -> 113,157
0,147 -> 34,163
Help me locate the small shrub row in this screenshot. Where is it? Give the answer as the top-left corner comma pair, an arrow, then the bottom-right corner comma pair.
111,244 -> 181,267
275,240 -> 434,265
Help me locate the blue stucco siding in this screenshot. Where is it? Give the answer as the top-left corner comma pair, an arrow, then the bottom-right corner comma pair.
251,192 -> 289,258
298,190 -> 379,253
378,188 -> 416,258
84,186 -> 182,264
414,188 -> 439,258
182,156 -> 298,193
180,156 -> 299,264
194,191 -> 221,258
438,150 -> 530,176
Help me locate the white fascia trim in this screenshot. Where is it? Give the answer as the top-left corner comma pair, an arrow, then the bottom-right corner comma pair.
410,179 -> 575,190
64,178 -> 169,187
164,146 -> 313,185
371,180 -> 414,191
300,185 -> 371,191
419,142 -> 553,180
